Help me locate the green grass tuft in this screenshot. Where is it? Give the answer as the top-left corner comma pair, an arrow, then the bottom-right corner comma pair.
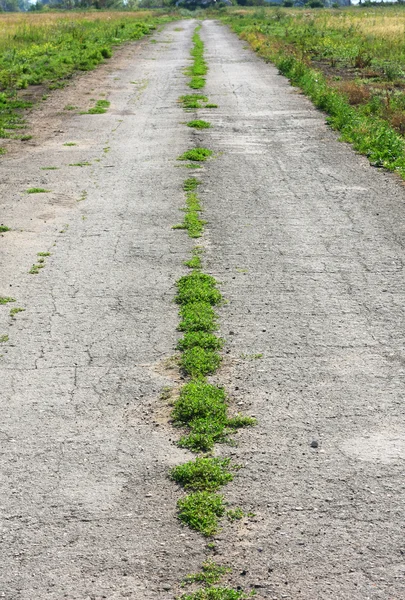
175,272 -> 222,306
178,302 -> 217,333
0,296 -> 15,304
187,120 -> 211,129
177,491 -> 225,537
177,332 -> 224,351
179,94 -> 208,109
188,76 -> 206,89
179,588 -> 254,599
182,560 -> 231,586
171,457 -> 233,492
26,188 -> 49,194
181,346 -> 221,377
86,99 -> 110,114
177,148 -> 213,162
172,381 -> 255,453
0,225 -> 10,232
10,307 -> 25,317
184,177 -> 200,191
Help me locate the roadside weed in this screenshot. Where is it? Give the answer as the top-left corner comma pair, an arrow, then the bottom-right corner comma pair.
86,99 -> 110,114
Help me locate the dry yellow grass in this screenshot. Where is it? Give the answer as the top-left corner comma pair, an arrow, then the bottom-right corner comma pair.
0,10 -> 154,50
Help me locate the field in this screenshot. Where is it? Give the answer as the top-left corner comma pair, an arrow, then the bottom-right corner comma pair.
223,6 -> 405,177
0,10 -> 172,153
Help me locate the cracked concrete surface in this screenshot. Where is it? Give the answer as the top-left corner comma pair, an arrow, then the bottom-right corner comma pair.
0,21 -> 206,600
0,17 -> 404,600
197,20 -> 405,600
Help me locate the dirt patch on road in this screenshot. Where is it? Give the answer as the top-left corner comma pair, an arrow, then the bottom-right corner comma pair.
2,38 -> 149,159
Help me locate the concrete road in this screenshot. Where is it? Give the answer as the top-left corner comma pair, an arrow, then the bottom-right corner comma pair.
0,18 -> 404,600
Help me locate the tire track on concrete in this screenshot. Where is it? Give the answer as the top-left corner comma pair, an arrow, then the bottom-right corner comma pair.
0,21 -> 211,600
196,19 -> 405,600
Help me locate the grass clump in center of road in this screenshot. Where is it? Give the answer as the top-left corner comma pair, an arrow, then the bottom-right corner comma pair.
182,560 -> 231,586
177,148 -> 213,162
0,296 -> 15,304
185,246 -> 203,269
183,177 -> 200,191
179,589 -> 254,599
26,188 -> 50,194
170,457 -> 233,492
178,302 -> 217,333
181,346 -> 221,377
171,381 -> 255,453
177,491 -> 226,537
187,119 -> 211,129
189,77 -> 206,90
175,272 -> 222,305
173,186 -> 206,239
179,94 -> 208,109
177,331 -> 224,351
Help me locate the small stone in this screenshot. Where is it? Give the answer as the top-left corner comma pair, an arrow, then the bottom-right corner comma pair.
162,584 -> 171,591
310,440 -> 319,448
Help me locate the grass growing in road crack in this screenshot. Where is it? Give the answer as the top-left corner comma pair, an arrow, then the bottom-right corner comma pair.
172,381 -> 255,453
178,302 -> 217,333
170,457 -> 233,492
175,272 -> 222,306
173,185 -> 205,238
177,491 -> 225,537
178,148 -> 213,162
182,560 -> 231,586
184,247 -> 203,269
177,331 -> 224,351
10,307 -> 25,318
179,94 -> 208,110
0,296 -> 15,304
26,188 -> 50,194
0,225 -> 10,232
168,22 -> 255,598
189,76 -> 206,90
187,120 -> 211,129
184,177 -> 200,191
178,589 -> 254,599
181,346 -> 221,377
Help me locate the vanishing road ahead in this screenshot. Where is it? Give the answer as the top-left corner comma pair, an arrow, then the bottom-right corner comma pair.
1,19 -> 404,600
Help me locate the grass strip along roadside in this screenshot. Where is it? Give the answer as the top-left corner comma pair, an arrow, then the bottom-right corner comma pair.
168,24 -> 256,600
223,7 -> 405,177
0,12 -> 172,153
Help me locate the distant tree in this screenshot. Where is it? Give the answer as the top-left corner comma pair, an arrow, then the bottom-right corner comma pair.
0,0 -> 19,10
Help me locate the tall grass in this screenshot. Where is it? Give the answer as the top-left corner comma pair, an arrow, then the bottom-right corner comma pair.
0,11 -> 173,150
